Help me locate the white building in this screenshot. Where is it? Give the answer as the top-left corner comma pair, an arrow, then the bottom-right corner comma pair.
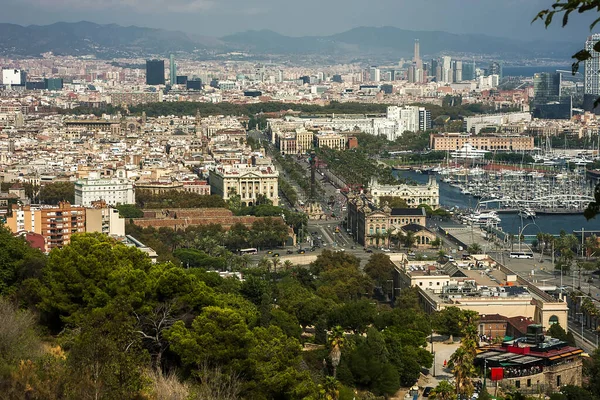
464,112 -> 532,134
2,69 -> 26,86
369,176 -> 439,208
209,164 -> 279,206
74,171 -> 135,206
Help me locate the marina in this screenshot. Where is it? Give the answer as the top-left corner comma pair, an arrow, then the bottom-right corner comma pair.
394,169 -> 600,236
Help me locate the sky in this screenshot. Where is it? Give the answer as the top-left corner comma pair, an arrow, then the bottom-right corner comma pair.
0,0 -> 597,41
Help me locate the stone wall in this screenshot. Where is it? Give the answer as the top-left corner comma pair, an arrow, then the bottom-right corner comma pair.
134,208 -> 282,231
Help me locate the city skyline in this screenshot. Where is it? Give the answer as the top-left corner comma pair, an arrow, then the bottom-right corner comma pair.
0,0 -> 598,41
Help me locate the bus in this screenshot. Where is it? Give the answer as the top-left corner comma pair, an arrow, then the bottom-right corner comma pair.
509,251 -> 534,259
239,248 -> 258,255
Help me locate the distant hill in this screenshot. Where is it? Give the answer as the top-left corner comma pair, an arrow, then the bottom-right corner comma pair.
221,26 -> 580,59
0,21 -> 221,57
0,21 -> 579,60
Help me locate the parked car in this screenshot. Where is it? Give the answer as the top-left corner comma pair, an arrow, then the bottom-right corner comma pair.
423,387 -> 433,397
286,250 -> 294,254
272,253 -> 280,257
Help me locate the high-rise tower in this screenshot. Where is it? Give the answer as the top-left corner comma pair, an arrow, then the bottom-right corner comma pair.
169,54 -> 177,85
146,60 -> 165,85
413,39 -> 420,65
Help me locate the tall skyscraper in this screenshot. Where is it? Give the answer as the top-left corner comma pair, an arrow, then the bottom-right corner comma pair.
533,71 -> 572,119
534,72 -> 561,103
442,56 -> 452,83
462,61 -> 476,81
169,54 -> 177,85
488,61 -> 503,79
369,66 -> 381,82
146,59 -> 165,85
454,61 -> 463,82
413,39 -> 420,65
584,34 -> 600,112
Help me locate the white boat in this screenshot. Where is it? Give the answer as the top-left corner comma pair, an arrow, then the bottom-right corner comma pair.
519,208 -> 536,219
465,211 -> 501,225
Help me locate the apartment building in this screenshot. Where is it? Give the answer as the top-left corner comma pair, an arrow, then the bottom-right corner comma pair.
6,202 -> 85,251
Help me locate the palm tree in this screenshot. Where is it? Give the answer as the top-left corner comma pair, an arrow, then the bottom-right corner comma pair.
283,260 -> 294,270
318,376 -> 340,400
429,380 -> 456,400
467,243 -> 482,255
437,249 -> 447,262
258,256 -> 271,271
270,257 -> 281,274
328,326 -> 346,378
449,347 -> 476,397
404,231 -> 417,250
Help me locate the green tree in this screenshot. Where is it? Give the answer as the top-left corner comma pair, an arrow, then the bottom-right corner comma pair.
347,328 -> 400,396
467,243 -> 483,254
165,306 -> 254,374
33,233 -> 153,331
430,380 -> 456,400
327,300 -> 377,334
363,253 -> 394,289
115,204 -> 144,218
433,306 -> 464,341
65,304 -> 149,400
0,298 -> 43,384
39,182 -> 75,205
0,224 -> 46,297
247,325 -> 317,399
383,326 -> 433,386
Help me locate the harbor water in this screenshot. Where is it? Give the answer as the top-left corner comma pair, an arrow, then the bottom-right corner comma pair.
395,170 -> 600,236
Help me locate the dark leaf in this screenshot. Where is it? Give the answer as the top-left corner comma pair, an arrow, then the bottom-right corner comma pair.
573,49 -> 592,61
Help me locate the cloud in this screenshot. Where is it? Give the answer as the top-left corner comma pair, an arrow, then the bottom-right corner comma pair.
23,0 -> 216,13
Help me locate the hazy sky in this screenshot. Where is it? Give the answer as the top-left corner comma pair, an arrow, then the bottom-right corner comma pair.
0,0 -> 597,41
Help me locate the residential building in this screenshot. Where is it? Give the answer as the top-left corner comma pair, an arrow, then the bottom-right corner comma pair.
430,133 -> 535,152
6,202 -> 86,251
209,164 -> 279,206
85,202 -> 125,237
146,59 -> 165,85
74,172 -> 135,206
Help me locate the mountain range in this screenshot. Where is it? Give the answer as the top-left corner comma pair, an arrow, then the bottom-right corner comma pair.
0,21 -> 580,60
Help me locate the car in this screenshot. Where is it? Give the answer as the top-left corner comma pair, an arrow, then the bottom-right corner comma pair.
408,252 -> 416,257
272,253 -> 280,257
423,387 -> 433,397
286,250 -> 294,254
366,249 -> 373,253
297,249 -> 306,254
267,250 -> 273,254
381,248 -> 391,252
